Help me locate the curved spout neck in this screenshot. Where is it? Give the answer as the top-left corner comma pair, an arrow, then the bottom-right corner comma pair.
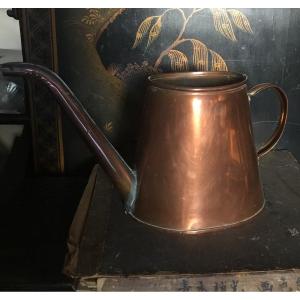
0,62 -> 135,200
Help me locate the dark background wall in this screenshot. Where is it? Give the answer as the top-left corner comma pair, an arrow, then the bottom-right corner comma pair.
55,8 -> 300,174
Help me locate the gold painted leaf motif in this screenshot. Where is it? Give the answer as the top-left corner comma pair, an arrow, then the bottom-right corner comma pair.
167,50 -> 188,71
104,121 -> 113,133
147,17 -> 162,48
85,33 -> 95,42
127,8 -> 253,73
132,16 -> 156,49
81,9 -> 102,25
210,8 -> 237,41
190,39 -> 208,71
210,50 -> 228,71
87,9 -> 101,14
227,9 -> 253,34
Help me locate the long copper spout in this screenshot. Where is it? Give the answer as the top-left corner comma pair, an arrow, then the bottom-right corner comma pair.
0,62 -> 136,200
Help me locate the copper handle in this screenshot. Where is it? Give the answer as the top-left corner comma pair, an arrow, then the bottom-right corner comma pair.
248,83 -> 288,158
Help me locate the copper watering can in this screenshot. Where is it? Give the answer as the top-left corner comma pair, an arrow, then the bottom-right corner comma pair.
0,63 -> 288,233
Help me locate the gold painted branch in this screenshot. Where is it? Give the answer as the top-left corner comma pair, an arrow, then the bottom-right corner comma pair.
130,8 -> 253,72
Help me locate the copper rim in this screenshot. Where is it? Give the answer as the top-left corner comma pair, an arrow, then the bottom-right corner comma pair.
148,71 -> 248,92
130,199 -> 265,234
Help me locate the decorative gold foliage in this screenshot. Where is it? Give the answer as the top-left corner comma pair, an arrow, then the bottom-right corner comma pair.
167,50 -> 188,71
190,39 -> 208,71
210,8 -> 237,41
147,17 -> 162,48
88,8 -> 101,14
129,8 -> 252,72
132,16 -> 157,49
227,9 -> 253,34
132,15 -> 163,49
210,50 -> 228,71
81,9 -> 102,25
85,33 -> 95,42
104,121 -> 113,133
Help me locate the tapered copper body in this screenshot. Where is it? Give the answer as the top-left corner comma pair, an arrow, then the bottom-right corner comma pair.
0,63 -> 288,233
130,72 -> 288,232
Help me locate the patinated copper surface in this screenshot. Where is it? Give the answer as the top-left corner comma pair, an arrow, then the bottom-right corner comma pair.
133,72 -> 288,232
0,63 -> 288,233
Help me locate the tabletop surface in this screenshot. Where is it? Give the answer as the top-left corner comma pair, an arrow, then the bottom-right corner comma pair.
64,150 -> 300,278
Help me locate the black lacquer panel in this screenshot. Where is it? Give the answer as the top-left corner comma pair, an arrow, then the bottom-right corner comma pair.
55,8 -> 300,172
